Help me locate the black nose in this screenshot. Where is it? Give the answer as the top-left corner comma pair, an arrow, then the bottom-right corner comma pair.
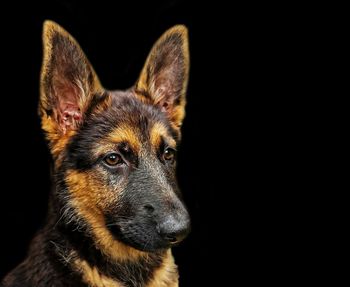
158,215 -> 191,244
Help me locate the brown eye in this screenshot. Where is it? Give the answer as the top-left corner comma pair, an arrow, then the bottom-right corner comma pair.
104,153 -> 122,166
163,148 -> 176,162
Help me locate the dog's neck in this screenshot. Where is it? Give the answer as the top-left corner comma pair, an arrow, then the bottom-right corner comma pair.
46,198 -> 178,287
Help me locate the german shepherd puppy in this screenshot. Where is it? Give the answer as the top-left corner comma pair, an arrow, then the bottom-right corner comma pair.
2,21 -> 190,287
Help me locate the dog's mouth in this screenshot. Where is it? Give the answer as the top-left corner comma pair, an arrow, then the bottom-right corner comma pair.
106,220 -> 171,252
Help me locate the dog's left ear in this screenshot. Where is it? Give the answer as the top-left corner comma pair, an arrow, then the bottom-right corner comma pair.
135,25 -> 189,129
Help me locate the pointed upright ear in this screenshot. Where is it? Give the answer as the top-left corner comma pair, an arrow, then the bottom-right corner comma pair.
40,21 -> 102,140
135,25 -> 189,129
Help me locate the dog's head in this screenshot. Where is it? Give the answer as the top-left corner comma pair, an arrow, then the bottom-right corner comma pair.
40,21 -> 190,255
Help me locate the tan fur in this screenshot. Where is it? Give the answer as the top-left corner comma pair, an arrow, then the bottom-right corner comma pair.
73,250 -> 178,287
41,114 -> 76,161
74,258 -> 123,287
108,125 -> 141,153
150,122 -> 176,150
146,250 -> 178,287
90,124 -> 142,160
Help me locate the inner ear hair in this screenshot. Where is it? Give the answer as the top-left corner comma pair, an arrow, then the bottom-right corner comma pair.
135,25 -> 190,128
40,20 -> 102,134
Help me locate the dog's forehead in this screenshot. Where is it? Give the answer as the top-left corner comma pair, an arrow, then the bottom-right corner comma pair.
108,90 -> 165,131
87,90 -> 177,151
109,90 -> 156,117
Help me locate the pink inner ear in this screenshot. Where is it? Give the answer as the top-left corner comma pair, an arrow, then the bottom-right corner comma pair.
153,70 -> 179,112
56,85 -> 82,132
162,101 -> 169,110
62,104 -> 81,120
157,98 -> 171,114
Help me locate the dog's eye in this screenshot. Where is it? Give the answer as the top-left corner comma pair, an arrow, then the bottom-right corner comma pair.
163,148 -> 176,162
104,153 -> 123,166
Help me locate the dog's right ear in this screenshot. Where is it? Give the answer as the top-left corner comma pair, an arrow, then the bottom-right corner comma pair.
39,21 -> 102,154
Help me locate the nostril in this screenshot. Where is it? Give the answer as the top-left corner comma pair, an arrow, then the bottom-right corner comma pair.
164,234 -> 177,243
143,204 -> 155,213
159,223 -> 190,244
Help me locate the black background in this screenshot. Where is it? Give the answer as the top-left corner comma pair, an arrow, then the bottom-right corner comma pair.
0,0 -> 290,286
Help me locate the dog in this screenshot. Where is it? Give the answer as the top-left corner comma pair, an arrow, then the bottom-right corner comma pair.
2,21 -> 190,287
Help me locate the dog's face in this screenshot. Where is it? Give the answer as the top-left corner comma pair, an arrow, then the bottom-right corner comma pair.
40,22 -> 190,254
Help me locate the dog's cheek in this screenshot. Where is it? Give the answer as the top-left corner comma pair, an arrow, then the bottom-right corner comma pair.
89,169 -> 120,211
65,168 -> 128,214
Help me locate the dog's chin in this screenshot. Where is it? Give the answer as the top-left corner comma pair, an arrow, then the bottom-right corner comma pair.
107,224 -> 170,252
